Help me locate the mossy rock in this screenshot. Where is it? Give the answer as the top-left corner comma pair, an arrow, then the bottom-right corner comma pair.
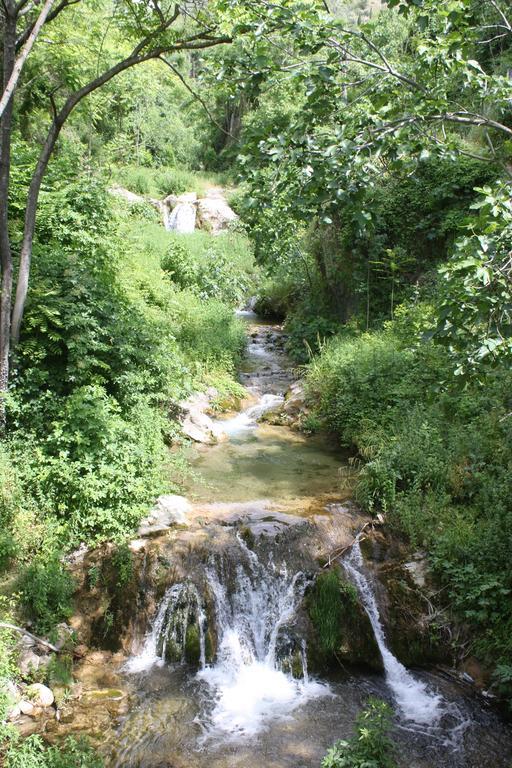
185,624 -> 201,665
89,546 -> 139,651
306,567 -> 382,672
379,565 -> 450,666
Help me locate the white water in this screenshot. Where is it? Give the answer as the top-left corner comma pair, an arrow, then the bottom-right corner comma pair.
125,582 -> 205,673
343,540 -> 443,725
168,201 -> 196,233
198,538 -> 329,739
220,393 -> 284,437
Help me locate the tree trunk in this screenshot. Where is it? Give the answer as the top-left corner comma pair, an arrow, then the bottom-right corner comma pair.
0,9 -> 16,429
0,0 -> 55,120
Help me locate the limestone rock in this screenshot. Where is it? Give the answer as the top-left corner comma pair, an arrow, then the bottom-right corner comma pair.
20,649 -> 41,676
26,683 -> 54,708
19,699 -> 36,716
196,193 -> 238,234
8,704 -> 21,721
138,494 -> 192,536
283,382 -> 306,418
179,391 -> 227,445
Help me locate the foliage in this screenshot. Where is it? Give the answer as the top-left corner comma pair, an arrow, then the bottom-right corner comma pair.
19,557 -> 75,634
161,230 -> 256,306
322,699 -> 396,768
434,182 -> 512,374
3,735 -> 103,768
306,307 -> 512,682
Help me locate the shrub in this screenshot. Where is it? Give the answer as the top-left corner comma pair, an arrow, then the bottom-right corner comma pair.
19,557 -> 75,634
3,735 -> 103,768
322,698 -> 396,768
161,230 -> 256,306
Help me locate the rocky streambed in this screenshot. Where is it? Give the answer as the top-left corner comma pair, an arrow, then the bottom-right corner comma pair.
9,316 -> 512,767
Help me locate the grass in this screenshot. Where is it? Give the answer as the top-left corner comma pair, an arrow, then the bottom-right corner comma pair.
110,164 -> 233,198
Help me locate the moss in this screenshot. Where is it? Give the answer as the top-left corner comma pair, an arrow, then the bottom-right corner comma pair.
380,567 -> 450,666
307,567 -> 383,672
184,624 -> 201,664
309,569 -> 344,654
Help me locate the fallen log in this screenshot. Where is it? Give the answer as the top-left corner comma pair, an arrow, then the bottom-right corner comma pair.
0,621 -> 59,652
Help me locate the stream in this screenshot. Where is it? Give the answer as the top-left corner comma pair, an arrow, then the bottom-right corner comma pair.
106,314 -> 512,768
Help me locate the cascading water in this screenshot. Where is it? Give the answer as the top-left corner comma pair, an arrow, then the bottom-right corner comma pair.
167,201 -> 196,233
198,535 -> 329,738
220,393 -> 285,436
343,539 -> 444,725
125,582 -> 206,674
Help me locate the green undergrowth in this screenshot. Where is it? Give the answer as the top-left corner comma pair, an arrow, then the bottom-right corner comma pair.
0,169 -> 253,635
111,164 -> 231,198
322,698 -> 397,768
306,304 -> 512,696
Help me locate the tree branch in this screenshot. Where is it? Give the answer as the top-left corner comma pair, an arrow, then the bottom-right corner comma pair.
0,0 -> 55,120
10,27 -> 231,343
0,621 -> 60,652
16,0 -> 80,50
158,55 -> 237,138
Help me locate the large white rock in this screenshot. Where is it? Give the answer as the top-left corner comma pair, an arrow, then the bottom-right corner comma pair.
19,699 -> 35,716
25,683 -> 54,708
197,194 -> 238,234
138,494 -> 192,536
179,392 -> 227,444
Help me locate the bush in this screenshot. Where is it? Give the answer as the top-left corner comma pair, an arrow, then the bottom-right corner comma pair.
161,230 -> 256,306
19,557 -> 75,634
3,735 -> 103,768
306,304 -> 512,689
322,699 -> 396,768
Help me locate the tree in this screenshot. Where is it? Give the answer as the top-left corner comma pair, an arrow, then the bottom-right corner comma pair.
0,0 -> 235,425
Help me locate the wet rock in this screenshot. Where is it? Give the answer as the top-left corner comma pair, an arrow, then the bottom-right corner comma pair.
306,567 -> 383,673
25,683 -> 54,708
179,391 -> 227,444
403,551 -> 429,589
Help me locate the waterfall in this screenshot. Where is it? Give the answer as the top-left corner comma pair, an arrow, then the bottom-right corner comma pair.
220,393 -> 284,436
167,201 -> 196,233
342,540 -> 443,725
125,582 -> 205,673
198,536 -> 329,738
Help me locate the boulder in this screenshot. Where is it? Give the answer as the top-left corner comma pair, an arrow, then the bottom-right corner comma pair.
179,392 -> 227,444
25,683 -> 54,708
196,194 -> 238,234
138,494 -> 192,536
19,699 -> 36,716
283,382 -> 307,418
19,649 -> 41,676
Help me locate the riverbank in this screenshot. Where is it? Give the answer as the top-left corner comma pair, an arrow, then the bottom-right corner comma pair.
5,316 -> 511,768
